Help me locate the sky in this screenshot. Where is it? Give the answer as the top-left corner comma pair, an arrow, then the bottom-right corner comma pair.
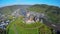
0,0 -> 60,7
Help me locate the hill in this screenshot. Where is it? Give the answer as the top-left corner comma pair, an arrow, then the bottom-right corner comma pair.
28,4 -> 60,23
0,5 -> 31,15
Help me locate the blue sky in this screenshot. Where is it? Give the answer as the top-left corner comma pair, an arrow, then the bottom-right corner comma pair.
0,0 -> 60,7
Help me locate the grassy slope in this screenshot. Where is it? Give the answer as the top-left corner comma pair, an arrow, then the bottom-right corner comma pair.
6,17 -> 52,34
7,18 -> 39,34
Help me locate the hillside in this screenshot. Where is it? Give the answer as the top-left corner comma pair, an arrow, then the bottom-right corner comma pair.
28,4 -> 60,23
0,5 -> 31,15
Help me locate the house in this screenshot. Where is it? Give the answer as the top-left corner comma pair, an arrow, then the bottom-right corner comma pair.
0,19 -> 10,30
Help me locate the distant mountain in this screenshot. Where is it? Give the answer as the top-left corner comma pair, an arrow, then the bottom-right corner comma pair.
0,5 -> 31,15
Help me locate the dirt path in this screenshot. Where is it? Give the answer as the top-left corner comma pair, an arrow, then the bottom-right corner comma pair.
14,24 -> 18,34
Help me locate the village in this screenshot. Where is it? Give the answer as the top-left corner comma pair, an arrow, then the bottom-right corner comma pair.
0,14 -> 10,29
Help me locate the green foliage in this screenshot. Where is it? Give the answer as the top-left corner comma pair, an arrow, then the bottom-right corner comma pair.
0,5 -> 20,15
28,4 -> 60,23
28,4 -> 49,13
46,6 -> 60,23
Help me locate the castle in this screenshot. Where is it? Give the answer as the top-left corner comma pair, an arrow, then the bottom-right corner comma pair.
24,11 -> 45,24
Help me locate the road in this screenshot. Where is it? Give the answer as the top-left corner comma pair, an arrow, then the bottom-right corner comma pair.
43,18 -> 60,31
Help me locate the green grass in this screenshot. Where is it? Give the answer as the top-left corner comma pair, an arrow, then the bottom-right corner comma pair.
15,23 -> 39,34
6,18 -> 53,34
8,24 -> 15,34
